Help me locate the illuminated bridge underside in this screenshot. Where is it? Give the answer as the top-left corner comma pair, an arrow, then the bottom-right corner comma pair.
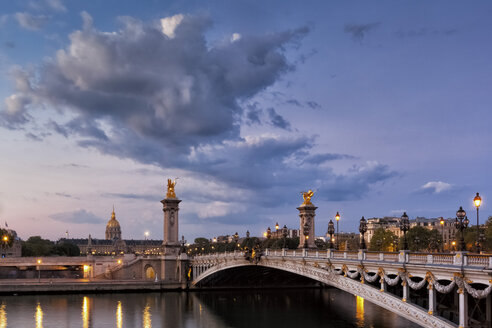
191,253 -> 487,328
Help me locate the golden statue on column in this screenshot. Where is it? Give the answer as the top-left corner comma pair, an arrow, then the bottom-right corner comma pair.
301,190 -> 314,206
166,178 -> 177,198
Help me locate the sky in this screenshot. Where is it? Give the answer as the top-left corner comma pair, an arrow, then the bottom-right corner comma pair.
0,0 -> 491,242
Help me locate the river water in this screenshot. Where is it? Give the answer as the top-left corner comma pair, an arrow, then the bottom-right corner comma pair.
0,288 -> 421,327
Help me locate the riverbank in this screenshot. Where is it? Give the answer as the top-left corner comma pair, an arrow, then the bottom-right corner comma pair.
0,279 -> 186,295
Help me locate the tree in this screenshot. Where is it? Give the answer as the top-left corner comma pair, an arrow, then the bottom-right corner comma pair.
21,236 -> 54,256
401,227 -> 442,252
53,242 -> 80,256
369,228 -> 396,251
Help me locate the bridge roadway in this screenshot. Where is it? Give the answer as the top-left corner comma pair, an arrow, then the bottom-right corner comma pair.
191,249 -> 492,328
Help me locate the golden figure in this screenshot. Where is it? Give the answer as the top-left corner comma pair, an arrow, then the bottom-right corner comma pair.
166,178 -> 177,198
301,190 -> 314,205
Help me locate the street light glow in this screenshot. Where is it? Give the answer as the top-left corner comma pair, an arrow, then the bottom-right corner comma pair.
474,192 -> 482,208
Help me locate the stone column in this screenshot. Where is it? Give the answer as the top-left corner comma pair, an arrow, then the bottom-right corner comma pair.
297,203 -> 317,249
402,280 -> 409,302
380,277 -> 386,292
458,288 -> 468,328
428,284 -> 436,315
486,292 -> 491,327
161,197 -> 181,255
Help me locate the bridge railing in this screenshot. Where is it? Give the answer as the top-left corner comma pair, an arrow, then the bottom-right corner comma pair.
192,249 -> 492,270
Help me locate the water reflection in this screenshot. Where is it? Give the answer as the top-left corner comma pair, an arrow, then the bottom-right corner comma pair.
0,290 -> 421,328
0,303 -> 6,328
356,296 -> 364,327
82,296 -> 90,328
143,304 -> 151,328
116,301 -> 122,328
35,303 -> 43,328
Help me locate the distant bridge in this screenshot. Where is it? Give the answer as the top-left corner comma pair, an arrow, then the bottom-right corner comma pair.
191,249 -> 492,328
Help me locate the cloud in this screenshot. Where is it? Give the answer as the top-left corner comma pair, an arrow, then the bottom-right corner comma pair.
101,193 -> 156,202
344,22 -> 380,42
395,28 -> 458,39
50,209 -> 104,224
267,108 -> 290,130
45,0 -> 66,12
15,12 -> 49,30
419,181 -> 452,194
4,41 -> 15,49
1,14 -> 398,222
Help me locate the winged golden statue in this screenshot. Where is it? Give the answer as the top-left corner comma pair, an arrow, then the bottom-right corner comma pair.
166,178 -> 177,198
301,189 -> 314,206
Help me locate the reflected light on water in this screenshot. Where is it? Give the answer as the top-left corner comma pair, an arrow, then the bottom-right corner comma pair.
116,301 -> 123,328
35,303 -> 43,328
143,304 -> 151,328
355,296 -> 364,328
0,303 -> 7,328
82,296 -> 90,328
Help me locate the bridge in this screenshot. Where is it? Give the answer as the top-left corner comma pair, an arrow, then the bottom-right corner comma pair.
190,249 -> 492,328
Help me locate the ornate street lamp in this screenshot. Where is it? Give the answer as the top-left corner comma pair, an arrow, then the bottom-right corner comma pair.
440,217 -> 445,252
399,212 -> 410,250
335,212 -> 340,250
246,230 -> 250,238
474,193 -> 482,253
180,235 -> 187,254
282,225 -> 288,248
234,232 -> 239,250
266,227 -> 272,240
327,220 -> 335,249
303,222 -> 309,248
414,236 -> 420,251
275,222 -> 279,231
455,206 -> 469,252
359,216 -> 367,250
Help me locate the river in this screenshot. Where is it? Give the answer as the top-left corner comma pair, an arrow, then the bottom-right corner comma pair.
0,288 -> 421,327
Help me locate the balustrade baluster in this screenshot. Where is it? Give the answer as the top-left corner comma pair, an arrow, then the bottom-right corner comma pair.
428,284 -> 436,315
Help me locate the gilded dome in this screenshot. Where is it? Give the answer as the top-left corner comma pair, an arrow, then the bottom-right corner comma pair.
105,207 -> 122,240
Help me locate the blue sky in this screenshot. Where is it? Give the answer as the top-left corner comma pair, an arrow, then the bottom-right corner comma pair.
0,1 -> 491,241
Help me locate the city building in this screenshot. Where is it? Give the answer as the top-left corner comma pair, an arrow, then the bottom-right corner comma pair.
61,208 -> 163,255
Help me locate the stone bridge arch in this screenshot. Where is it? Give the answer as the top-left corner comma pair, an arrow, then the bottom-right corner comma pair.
191,257 -> 456,328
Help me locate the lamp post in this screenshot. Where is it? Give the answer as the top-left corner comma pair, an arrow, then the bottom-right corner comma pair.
335,212 -> 340,250
303,222 -> 309,249
327,220 -> 335,249
180,235 -> 186,254
37,259 -> 42,282
234,232 -> 239,250
282,225 -> 288,248
359,217 -> 367,250
266,227 -> 271,240
414,236 -> 420,252
455,206 -> 469,252
439,217 -> 445,252
399,212 -> 410,250
275,222 -> 279,232
474,192 -> 482,253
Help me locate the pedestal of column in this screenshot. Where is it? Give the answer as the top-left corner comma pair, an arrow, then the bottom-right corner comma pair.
297,204 -> 317,249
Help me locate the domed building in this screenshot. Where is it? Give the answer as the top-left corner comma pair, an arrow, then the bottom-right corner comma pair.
62,207 -> 162,255
105,207 -> 122,240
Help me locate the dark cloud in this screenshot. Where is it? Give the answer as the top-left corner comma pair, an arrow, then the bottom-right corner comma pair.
344,23 -> 380,42
245,103 -> 262,125
306,101 -> 321,110
267,108 -> 290,130
395,28 -> 458,39
4,41 -> 15,49
101,192 -> 156,202
1,13 -> 397,212
63,163 -> 90,168
302,153 -> 355,165
55,192 -> 73,198
25,132 -> 42,141
50,209 -> 104,224
319,163 -> 398,201
14,12 -> 49,30
286,99 -> 301,107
